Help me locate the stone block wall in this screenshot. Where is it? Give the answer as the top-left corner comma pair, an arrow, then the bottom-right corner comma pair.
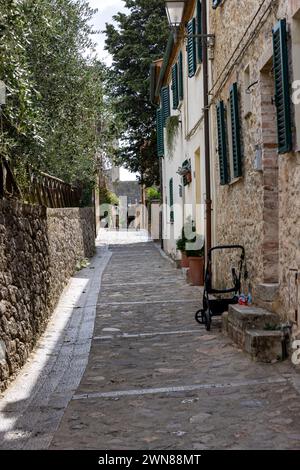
0,200 -> 95,391
210,0 -> 300,320
47,208 -> 95,304
0,200 -> 49,388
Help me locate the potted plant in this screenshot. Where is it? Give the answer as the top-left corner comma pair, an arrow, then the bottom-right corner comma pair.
176,218 -> 195,268
185,223 -> 205,286
187,244 -> 205,286
177,160 -> 192,186
176,233 -> 189,268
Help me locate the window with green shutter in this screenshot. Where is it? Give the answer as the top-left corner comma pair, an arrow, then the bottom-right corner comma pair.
178,51 -> 184,101
229,83 -> 242,178
187,18 -> 196,78
161,86 -> 170,127
172,63 -> 179,109
216,101 -> 229,185
169,178 -> 174,223
197,1 -> 202,63
156,108 -> 164,157
272,19 -> 292,154
212,0 -> 222,8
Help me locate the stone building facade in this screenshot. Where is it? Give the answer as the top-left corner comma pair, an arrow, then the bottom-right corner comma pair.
209,0 -> 300,323
153,0 -> 300,323
0,200 -> 95,390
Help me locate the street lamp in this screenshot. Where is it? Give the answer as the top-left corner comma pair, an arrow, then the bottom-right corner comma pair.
165,1 -> 185,32
165,1 -> 214,44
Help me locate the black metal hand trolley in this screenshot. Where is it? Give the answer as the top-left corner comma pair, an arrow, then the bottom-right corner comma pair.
195,245 -> 246,331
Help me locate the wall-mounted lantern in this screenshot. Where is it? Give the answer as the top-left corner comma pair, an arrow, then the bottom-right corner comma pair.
165,1 -> 185,30
164,0 -> 215,44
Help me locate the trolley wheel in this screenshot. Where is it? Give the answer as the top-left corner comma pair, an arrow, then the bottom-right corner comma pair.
195,309 -> 205,325
205,310 -> 212,331
195,308 -> 206,325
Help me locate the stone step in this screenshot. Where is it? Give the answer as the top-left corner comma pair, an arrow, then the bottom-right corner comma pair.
225,304 -> 280,349
254,283 -> 280,313
255,283 -> 279,302
245,330 -> 284,363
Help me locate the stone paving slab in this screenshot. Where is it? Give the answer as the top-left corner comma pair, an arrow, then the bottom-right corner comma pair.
50,235 -> 300,450
50,381 -> 300,450
94,301 -> 202,337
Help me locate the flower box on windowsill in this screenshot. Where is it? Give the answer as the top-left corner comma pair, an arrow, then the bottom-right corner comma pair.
183,171 -> 192,186
177,160 -> 192,186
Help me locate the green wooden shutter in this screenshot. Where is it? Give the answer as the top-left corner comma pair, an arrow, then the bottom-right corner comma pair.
272,19 -> 292,154
230,83 -> 242,178
187,18 -> 196,78
216,101 -> 229,185
178,51 -> 184,100
212,0 -> 222,8
172,63 -> 179,109
161,86 -> 170,127
169,178 -> 174,223
197,1 -> 202,63
156,108 -> 164,157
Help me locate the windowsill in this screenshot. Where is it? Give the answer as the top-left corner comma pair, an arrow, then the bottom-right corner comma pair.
228,176 -> 243,186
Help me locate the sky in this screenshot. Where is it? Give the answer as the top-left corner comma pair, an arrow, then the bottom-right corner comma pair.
88,0 -> 127,67
88,0 -> 136,182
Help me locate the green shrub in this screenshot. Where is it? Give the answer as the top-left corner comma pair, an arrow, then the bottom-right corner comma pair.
146,187 -> 160,201
99,186 -> 119,206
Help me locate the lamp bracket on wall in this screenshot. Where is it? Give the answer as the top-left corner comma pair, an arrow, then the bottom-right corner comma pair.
246,80 -> 258,95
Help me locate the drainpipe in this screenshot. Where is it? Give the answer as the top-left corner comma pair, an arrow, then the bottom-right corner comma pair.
159,157 -> 164,250
202,0 -> 212,255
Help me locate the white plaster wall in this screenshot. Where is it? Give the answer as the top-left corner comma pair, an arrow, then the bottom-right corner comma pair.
161,3 -> 206,259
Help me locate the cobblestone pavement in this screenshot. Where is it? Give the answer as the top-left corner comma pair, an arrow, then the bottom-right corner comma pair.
0,241 -> 111,450
50,234 -> 300,450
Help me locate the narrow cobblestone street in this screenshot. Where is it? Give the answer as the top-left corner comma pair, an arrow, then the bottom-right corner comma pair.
2,0 -> 300,457
51,233 -> 300,450
1,232 -> 300,450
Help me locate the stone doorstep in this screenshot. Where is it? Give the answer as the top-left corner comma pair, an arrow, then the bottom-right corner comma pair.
245,330 -> 284,363
254,298 -> 281,315
254,283 -> 279,302
222,304 -> 283,362
253,283 -> 280,315
228,304 -> 280,332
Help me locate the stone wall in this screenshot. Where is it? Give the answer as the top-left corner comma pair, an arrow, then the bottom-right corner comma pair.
210,0 -> 300,321
0,200 -> 95,391
47,208 -> 95,303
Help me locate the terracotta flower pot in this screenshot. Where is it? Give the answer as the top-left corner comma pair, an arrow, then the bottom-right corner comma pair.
180,251 -> 189,268
188,256 -> 204,286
